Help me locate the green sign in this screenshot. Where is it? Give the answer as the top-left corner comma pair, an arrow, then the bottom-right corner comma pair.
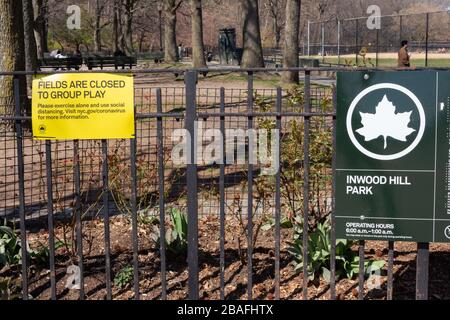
336,71 -> 450,243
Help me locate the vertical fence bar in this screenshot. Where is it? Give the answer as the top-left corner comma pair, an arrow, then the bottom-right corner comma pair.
14,77 -> 28,300
219,87 -> 226,300
307,20 -> 311,57
45,140 -> 56,300
275,87 -> 282,300
156,88 -> 167,300
355,19 -> 359,65
321,24 -> 325,62
185,70 -> 199,300
399,15 -> 403,45
416,242 -> 429,300
130,131 -> 140,300
302,71 -> 311,300
337,20 -> 341,65
358,240 -> 365,300
247,71 -> 254,300
73,140 -> 84,300
101,139 -> 112,300
330,87 -> 337,300
376,28 -> 380,68
425,13 -> 429,67
387,241 -> 394,300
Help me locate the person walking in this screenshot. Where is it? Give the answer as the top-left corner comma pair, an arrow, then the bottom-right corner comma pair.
398,40 -> 411,67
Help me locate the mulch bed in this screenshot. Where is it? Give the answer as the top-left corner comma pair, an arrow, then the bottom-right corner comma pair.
4,215 -> 450,300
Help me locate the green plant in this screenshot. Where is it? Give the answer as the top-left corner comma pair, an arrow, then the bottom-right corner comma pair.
114,265 -> 134,289
137,213 -> 159,227
29,240 -> 66,266
151,208 -> 188,257
261,216 -> 293,231
0,225 -> 22,268
287,218 -> 385,282
277,86 -> 334,224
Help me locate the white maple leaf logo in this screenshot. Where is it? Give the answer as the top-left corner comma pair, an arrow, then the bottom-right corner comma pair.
356,95 -> 416,149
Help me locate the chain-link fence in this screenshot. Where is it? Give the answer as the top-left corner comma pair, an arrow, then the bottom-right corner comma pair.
305,10 -> 450,68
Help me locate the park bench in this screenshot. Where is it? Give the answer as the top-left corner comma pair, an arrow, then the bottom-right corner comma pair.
134,51 -> 165,63
84,56 -> 137,70
299,58 -> 320,68
38,57 -> 83,70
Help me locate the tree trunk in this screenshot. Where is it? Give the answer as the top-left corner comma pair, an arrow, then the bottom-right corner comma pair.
124,0 -> 134,55
33,0 -> 48,58
164,0 -> 179,63
240,0 -> 265,68
138,30 -> 145,53
275,21 -> 281,49
282,0 -> 301,84
113,0 -> 119,51
23,0 -> 39,95
0,0 -> 28,115
94,0 -> 102,52
190,0 -> 206,68
117,0 -> 126,52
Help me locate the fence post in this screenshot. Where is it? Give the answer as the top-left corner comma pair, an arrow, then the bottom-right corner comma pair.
14,76 -> 28,300
302,71 -> 311,300
321,23 -> 325,62
330,87 -> 337,300
425,13 -> 429,67
376,28 -> 380,68
156,89 -> 167,300
416,242 -> 429,300
307,20 -> 311,57
247,71 -> 254,300
355,19 -> 359,65
185,70 -> 199,300
45,140 -> 56,300
337,20 -> 341,65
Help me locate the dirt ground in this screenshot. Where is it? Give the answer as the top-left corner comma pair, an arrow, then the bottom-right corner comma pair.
5,214 -> 448,300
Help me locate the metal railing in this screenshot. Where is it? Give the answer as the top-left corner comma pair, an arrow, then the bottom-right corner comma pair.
0,67 -> 440,300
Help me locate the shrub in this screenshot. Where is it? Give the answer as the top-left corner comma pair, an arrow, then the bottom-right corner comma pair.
287,218 -> 385,282
114,265 -> 134,289
151,208 -> 188,257
0,225 -> 22,268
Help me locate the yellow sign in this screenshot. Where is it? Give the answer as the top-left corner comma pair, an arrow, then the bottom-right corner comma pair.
32,73 -> 135,140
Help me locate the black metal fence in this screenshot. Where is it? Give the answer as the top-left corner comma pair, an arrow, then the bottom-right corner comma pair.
0,68 -> 437,300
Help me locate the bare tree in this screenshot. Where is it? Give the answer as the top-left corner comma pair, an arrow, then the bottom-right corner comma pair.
190,0 -> 206,67
23,0 -> 39,71
113,0 -> 121,51
282,0 -> 300,83
92,0 -> 110,52
164,0 -> 183,62
123,0 -> 140,54
133,8 -> 159,52
240,0 -> 265,68
0,0 -> 27,114
33,0 -> 48,58
263,0 -> 285,48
